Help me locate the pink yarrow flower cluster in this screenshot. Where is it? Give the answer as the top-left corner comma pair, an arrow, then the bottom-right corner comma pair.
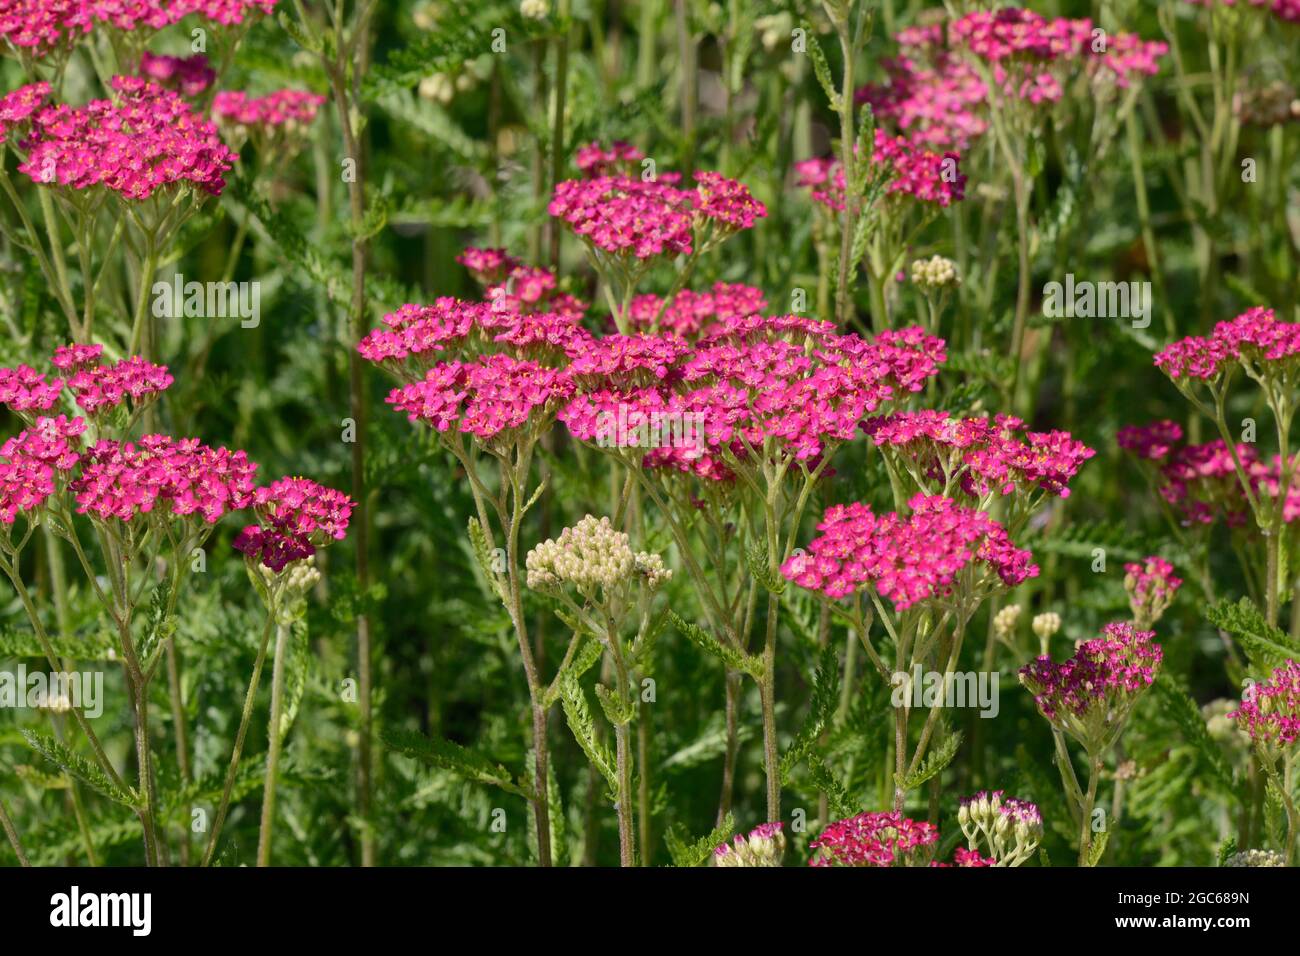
1229,659 -> 1300,746
627,282 -> 767,338
72,434 -> 257,524
808,811 -> 938,867
69,355 -> 174,414
1120,426 -> 1299,528
0,364 -> 63,413
0,81 -> 50,143
0,415 -> 86,525
1020,622 -> 1162,744
139,51 -> 215,96
1117,418 -> 1183,461
0,0 -> 279,53
548,170 -> 766,259
1154,307 -> 1300,381
212,89 -> 327,130
574,140 -> 644,176
19,76 -> 237,198
234,476 -> 355,572
1124,556 -> 1182,627
386,355 -> 573,443
455,248 -> 587,323
864,409 -> 1095,499
561,321 -> 947,479
950,8 -> 1165,88
781,493 -> 1037,607
358,294 -> 588,371
856,9 -> 1165,151
795,129 -> 965,211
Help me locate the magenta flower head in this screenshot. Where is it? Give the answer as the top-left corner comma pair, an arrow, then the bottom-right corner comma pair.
781,494 -> 1037,609
50,342 -> 105,373
0,415 -> 86,529
942,847 -> 997,867
139,51 -> 215,96
712,822 -> 785,867
549,174 -> 696,260
0,364 -> 64,415
233,476 -> 354,573
574,140 -> 644,177
1117,419 -> 1183,462
71,435 -> 257,526
1184,0 -> 1300,24
796,132 -> 965,212
865,410 -> 1094,502
1124,556 -> 1182,628
808,810 -> 938,867
1020,621 -> 1162,753
69,355 -> 174,416
0,81 -> 51,143
548,168 -> 765,263
627,282 -> 767,339
1155,306 -> 1300,383
456,246 -> 521,286
1229,659 -> 1300,749
19,76 -> 237,199
385,355 -> 573,448
0,0 -> 279,56
212,88 -> 327,151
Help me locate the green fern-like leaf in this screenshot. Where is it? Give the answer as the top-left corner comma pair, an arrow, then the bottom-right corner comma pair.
668,611 -> 761,678
665,813 -> 734,867
1205,597 -> 1300,670
894,731 -> 963,792
1153,678 -> 1234,791
381,727 -> 529,799
21,731 -> 141,809
559,676 -> 618,794
780,643 -> 840,783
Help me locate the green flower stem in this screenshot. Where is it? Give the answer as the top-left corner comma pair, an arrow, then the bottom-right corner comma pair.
1283,751 -> 1297,867
606,616 -> 636,867
548,0 -> 571,270
1077,754 -> 1103,867
319,1 -> 378,866
0,172 -> 80,334
203,609 -> 276,867
0,795 -> 29,866
127,238 -> 158,360
256,620 -> 292,866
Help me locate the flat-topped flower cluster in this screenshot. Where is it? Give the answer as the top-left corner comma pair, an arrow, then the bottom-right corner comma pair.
0,344 -> 351,571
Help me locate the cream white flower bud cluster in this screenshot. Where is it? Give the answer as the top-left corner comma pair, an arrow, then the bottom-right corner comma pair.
957,790 -> 1042,867
713,823 -> 785,867
527,515 -> 667,595
910,255 -> 960,291
1224,848 -> 1284,867
521,0 -> 550,19
260,555 -> 321,622
1032,611 -> 1061,640
259,554 -> 321,594
994,604 -> 1021,641
634,552 -> 673,591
